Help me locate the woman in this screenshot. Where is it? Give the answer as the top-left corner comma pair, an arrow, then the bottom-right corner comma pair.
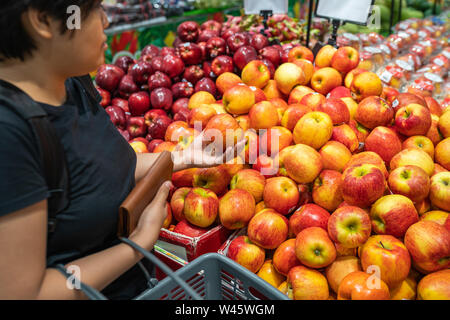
0,0 -> 242,299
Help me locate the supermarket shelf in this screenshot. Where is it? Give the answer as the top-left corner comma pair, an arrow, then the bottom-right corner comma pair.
105,6 -> 241,36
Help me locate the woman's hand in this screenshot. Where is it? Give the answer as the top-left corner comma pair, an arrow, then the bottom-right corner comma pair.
171,131 -> 246,171
129,181 -> 173,251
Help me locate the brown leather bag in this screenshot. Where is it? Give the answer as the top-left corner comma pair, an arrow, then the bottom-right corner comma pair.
118,151 -> 174,237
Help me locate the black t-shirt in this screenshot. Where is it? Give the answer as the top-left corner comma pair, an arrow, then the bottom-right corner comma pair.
0,78 -> 148,299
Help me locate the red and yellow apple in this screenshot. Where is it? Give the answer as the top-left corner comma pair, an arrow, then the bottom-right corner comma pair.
295,227 -> 337,269
293,111 -> 333,149
388,165 -> 430,203
273,239 -> 303,276
429,172 -> 450,211
247,209 -> 289,249
312,170 -> 343,212
183,187 -> 219,228
230,169 -> 265,203
227,235 -> 265,273
319,141 -> 352,172
219,189 -> 255,230
289,203 -> 330,236
263,176 -> 299,215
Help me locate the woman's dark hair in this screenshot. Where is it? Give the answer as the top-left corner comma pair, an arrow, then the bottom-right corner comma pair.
0,0 -> 102,61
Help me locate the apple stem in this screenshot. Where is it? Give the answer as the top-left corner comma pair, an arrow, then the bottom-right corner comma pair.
379,241 -> 385,249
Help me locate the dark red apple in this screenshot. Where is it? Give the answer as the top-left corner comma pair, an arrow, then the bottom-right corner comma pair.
183,65 -> 205,85
197,41 -> 207,61
173,219 -> 209,237
117,74 -> 139,99
206,37 -> 227,59
202,61 -> 216,79
147,115 -> 172,140
128,91 -> 151,116
177,42 -> 203,66
148,71 -> 172,91
197,29 -> 220,43
162,54 -> 185,78
129,60 -> 153,85
151,56 -> 164,73
118,128 -> 131,141
211,55 -> 234,76
114,56 -> 135,73
141,44 -> 160,58
160,47 -> 176,57
173,108 -> 190,122
259,46 -> 281,67
172,37 -> 183,49
105,105 -> 127,129
111,97 -> 129,113
233,45 -> 258,70
201,20 -> 222,32
177,21 -> 200,43
261,58 -> 275,78
250,33 -> 269,51
150,87 -> 173,110
227,32 -> 249,52
172,98 -> 189,114
194,77 -> 217,96
221,26 -> 240,40
127,116 -> 147,138
96,87 -> 111,108
95,64 -> 125,92
148,139 -> 164,152
172,81 -> 194,99
144,109 -> 167,127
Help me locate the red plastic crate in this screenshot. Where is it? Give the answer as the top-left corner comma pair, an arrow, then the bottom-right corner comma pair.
154,224 -> 233,280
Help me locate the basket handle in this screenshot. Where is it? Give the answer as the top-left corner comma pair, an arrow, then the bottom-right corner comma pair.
120,237 -> 203,300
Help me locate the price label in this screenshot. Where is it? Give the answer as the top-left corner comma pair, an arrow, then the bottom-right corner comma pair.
424,73 -> 443,83
379,44 -> 391,55
380,70 -> 393,83
392,99 -> 399,109
433,58 -> 445,67
243,0 -> 288,14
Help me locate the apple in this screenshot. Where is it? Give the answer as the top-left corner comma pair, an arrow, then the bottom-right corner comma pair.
364,126 -> 402,163
150,87 -> 173,111
293,111 -> 333,149
287,85 -> 314,105
404,220 -> 450,273
252,154 -> 277,179
319,141 -> 352,173
341,164 -> 386,208
95,64 -> 125,92
215,72 -> 243,96
241,60 -> 270,89
147,115 -> 172,140
161,54 -> 185,78
164,121 -> 188,141
435,138 -> 450,170
421,211 -> 449,226
183,187 -> 219,228
328,86 -> 352,99
192,166 -> 231,197
348,119 -> 370,144
402,135 -> 435,160
249,33 -> 269,51
233,45 -> 258,70
248,101 -> 279,131
210,55 -> 234,77
350,71 -> 383,102
388,165 -> 430,203
370,195 -> 419,238
219,189 -> 255,230
281,143 -> 323,184
227,32 -> 249,52
201,20 -> 221,32
331,124 -> 359,153
127,116 -> 147,138
280,104 -> 312,132
395,104 -> 432,137
295,227 -> 336,269
328,206 -> 371,249
259,126 -> 292,157
292,59 -> 314,85
300,92 -> 326,111
150,56 -> 164,73
153,141 -> 176,153
257,259 -> 286,288
390,148 -> 435,176
247,209 -> 289,249
187,104 -> 216,129
287,266 -> 330,300
325,256 -> 362,294
128,91 -> 151,116
355,96 -> 394,129
188,91 -> 216,110
117,74 -> 139,99
129,140 -> 148,153
222,84 -> 255,115
289,204 -> 330,236
391,92 -> 427,113
438,111 -> 450,138
204,113 -> 243,151
338,271 -> 390,300
270,239 -> 302,277
96,87 -> 111,108
314,45 -> 337,68
417,269 -> 450,300
170,187 -> 191,222
433,163 -> 449,175
177,21 -> 200,42
177,42 -> 203,66
204,37 -> 226,59
344,151 -> 389,179
183,65 -> 204,85
261,176 -> 299,216
172,168 -> 199,188
171,81 -> 194,100
230,169 -> 265,203
311,67 -> 342,96
429,172 -> 450,211
274,63 -> 306,95
227,235 -> 265,273
344,68 -> 367,89
114,55 -> 135,73
312,170 -> 343,212
147,139 -> 163,152
331,46 -> 360,74
148,71 -> 172,91
288,45 -> 314,63
259,46 -> 281,68
105,105 -> 126,129
390,272 -> 418,300
424,96 -> 443,117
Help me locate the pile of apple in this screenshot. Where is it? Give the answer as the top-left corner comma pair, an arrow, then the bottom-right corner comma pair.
95,18 -> 305,151
156,42 -> 449,300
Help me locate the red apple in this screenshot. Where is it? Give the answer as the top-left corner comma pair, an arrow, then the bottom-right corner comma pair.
287,266 -> 330,300
289,204 -> 330,236
388,165 -> 430,203
127,116 -> 147,138
170,187 -> 191,222
219,189 -> 255,230
95,64 -> 125,92
295,227 -> 336,269
150,87 -> 173,111
338,271 -> 390,300
177,21 -> 200,42
312,170 -> 343,212
364,126 -> 402,163
148,71 -> 172,91
192,166 -> 231,196
233,46 -> 258,70
183,187 -> 219,228
162,54 -> 185,78
227,32 -> 249,52
211,55 -> 234,77
247,209 -> 289,249
227,235 -> 265,273
129,60 -> 153,85
395,103 -> 432,137
315,98 -> 350,125
272,239 -> 303,276
263,177 -> 300,215
183,65 -> 205,85
173,219 -> 209,237
105,105 -> 126,129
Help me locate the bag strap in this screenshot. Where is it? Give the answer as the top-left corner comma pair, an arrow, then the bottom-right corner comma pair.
0,79 -> 70,233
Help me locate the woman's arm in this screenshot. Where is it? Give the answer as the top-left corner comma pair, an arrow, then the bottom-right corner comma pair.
0,182 -> 171,300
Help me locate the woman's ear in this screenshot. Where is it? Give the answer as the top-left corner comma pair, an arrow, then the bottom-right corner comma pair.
23,8 -> 56,40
